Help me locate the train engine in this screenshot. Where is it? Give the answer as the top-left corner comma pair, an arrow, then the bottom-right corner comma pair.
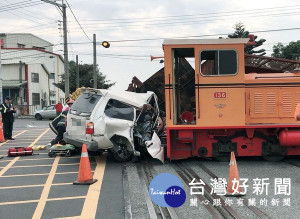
162,38 -> 300,161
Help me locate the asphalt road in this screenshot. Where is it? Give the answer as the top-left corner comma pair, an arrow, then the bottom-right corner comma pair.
0,118 -> 299,219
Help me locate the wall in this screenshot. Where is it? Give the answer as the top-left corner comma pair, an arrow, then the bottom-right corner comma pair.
0,34 -> 53,52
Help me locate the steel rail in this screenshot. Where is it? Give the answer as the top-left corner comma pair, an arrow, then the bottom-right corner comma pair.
136,163 -> 159,219
123,164 -> 133,219
145,162 -> 180,219
175,161 -> 238,219
197,162 -> 270,219
282,161 -> 300,168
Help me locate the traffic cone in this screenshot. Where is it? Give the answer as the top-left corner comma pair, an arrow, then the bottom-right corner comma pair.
226,151 -> 244,196
0,116 -> 5,142
73,144 -> 97,185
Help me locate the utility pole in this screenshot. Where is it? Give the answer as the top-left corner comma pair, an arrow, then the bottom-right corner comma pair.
62,0 -> 69,97
0,44 -> 2,103
76,55 -> 79,88
41,0 -> 69,97
93,34 -> 97,89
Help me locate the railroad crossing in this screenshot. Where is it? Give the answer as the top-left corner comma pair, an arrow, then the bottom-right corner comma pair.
0,120 -> 299,219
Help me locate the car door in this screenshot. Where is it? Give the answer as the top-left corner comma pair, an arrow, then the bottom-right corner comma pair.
44,106 -> 55,118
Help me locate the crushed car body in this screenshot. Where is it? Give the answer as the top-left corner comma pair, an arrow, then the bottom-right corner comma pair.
64,88 -> 164,162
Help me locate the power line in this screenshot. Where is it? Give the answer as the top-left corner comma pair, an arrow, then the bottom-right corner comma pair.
65,0 -> 92,42
0,0 -> 40,9
106,26 -> 300,43
0,1 -> 43,13
68,4 -> 300,23
2,0 -> 55,22
68,7 -> 300,27
64,10 -> 300,34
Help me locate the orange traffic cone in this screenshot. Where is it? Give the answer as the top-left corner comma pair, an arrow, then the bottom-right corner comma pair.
226,152 -> 244,196
73,144 -> 97,185
0,116 -> 5,142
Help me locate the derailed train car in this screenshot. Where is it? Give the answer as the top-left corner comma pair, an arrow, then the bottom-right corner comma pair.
161,38 -> 300,161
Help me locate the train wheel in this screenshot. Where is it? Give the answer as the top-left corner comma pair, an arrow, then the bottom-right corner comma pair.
263,154 -> 285,162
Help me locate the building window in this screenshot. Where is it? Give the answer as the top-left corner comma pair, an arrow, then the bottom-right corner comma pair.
17,43 -> 25,48
200,50 -> 238,76
33,46 -> 45,50
31,73 -> 39,83
32,93 -> 40,105
49,73 -> 55,79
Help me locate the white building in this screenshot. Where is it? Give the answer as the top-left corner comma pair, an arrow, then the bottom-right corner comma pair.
0,33 -> 65,111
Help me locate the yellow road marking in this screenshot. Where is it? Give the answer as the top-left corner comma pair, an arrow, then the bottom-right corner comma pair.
0,182 -> 73,190
28,128 -> 50,148
11,162 -> 96,168
0,157 -> 20,176
32,156 -> 60,219
0,199 -> 39,206
0,171 -> 95,178
0,196 -> 86,206
80,154 -> 107,219
16,157 -> 54,161
53,216 -> 80,219
47,196 -> 86,201
0,184 -> 45,190
0,130 -> 28,147
9,164 -> 55,168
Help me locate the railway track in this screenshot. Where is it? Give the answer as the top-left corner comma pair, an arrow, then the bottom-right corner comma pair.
194,162 -> 270,219
123,162 -> 180,219
173,161 -> 242,219
282,160 -> 300,168
123,159 -> 283,219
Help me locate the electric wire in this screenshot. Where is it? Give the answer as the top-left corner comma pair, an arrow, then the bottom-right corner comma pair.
65,0 -> 92,42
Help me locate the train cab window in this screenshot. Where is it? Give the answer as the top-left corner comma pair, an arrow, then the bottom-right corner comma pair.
172,48 -> 196,125
200,50 -> 237,76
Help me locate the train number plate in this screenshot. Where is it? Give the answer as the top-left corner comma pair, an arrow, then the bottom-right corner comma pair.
214,92 -> 227,99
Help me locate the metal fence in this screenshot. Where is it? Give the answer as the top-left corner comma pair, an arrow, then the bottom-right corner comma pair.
14,105 -> 39,116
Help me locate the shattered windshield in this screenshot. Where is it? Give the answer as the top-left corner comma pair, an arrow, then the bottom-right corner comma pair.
70,92 -> 101,117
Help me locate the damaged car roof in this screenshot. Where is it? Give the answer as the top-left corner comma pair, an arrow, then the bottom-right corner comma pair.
98,89 -> 154,108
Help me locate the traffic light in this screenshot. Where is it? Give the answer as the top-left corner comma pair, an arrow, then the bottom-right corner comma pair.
102,41 -> 110,48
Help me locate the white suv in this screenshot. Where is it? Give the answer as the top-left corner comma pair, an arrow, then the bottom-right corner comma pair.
64,88 -> 164,162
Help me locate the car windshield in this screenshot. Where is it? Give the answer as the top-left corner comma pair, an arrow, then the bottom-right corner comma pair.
70,92 -> 102,117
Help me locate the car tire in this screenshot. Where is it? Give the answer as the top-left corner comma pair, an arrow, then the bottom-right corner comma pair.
35,114 -> 42,120
109,136 -> 133,162
110,146 -> 133,162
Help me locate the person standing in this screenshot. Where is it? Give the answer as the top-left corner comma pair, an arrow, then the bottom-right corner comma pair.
0,97 -> 16,140
55,100 -> 63,116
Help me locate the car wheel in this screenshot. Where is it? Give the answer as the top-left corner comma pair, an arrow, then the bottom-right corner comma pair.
48,151 -> 55,157
110,144 -> 133,162
35,114 -> 42,120
109,136 -> 134,162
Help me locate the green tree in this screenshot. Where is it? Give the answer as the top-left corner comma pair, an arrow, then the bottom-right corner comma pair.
272,41 -> 300,60
228,22 -> 266,56
55,61 -> 115,93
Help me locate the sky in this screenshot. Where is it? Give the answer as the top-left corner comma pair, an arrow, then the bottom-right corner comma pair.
1,0 -> 300,91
